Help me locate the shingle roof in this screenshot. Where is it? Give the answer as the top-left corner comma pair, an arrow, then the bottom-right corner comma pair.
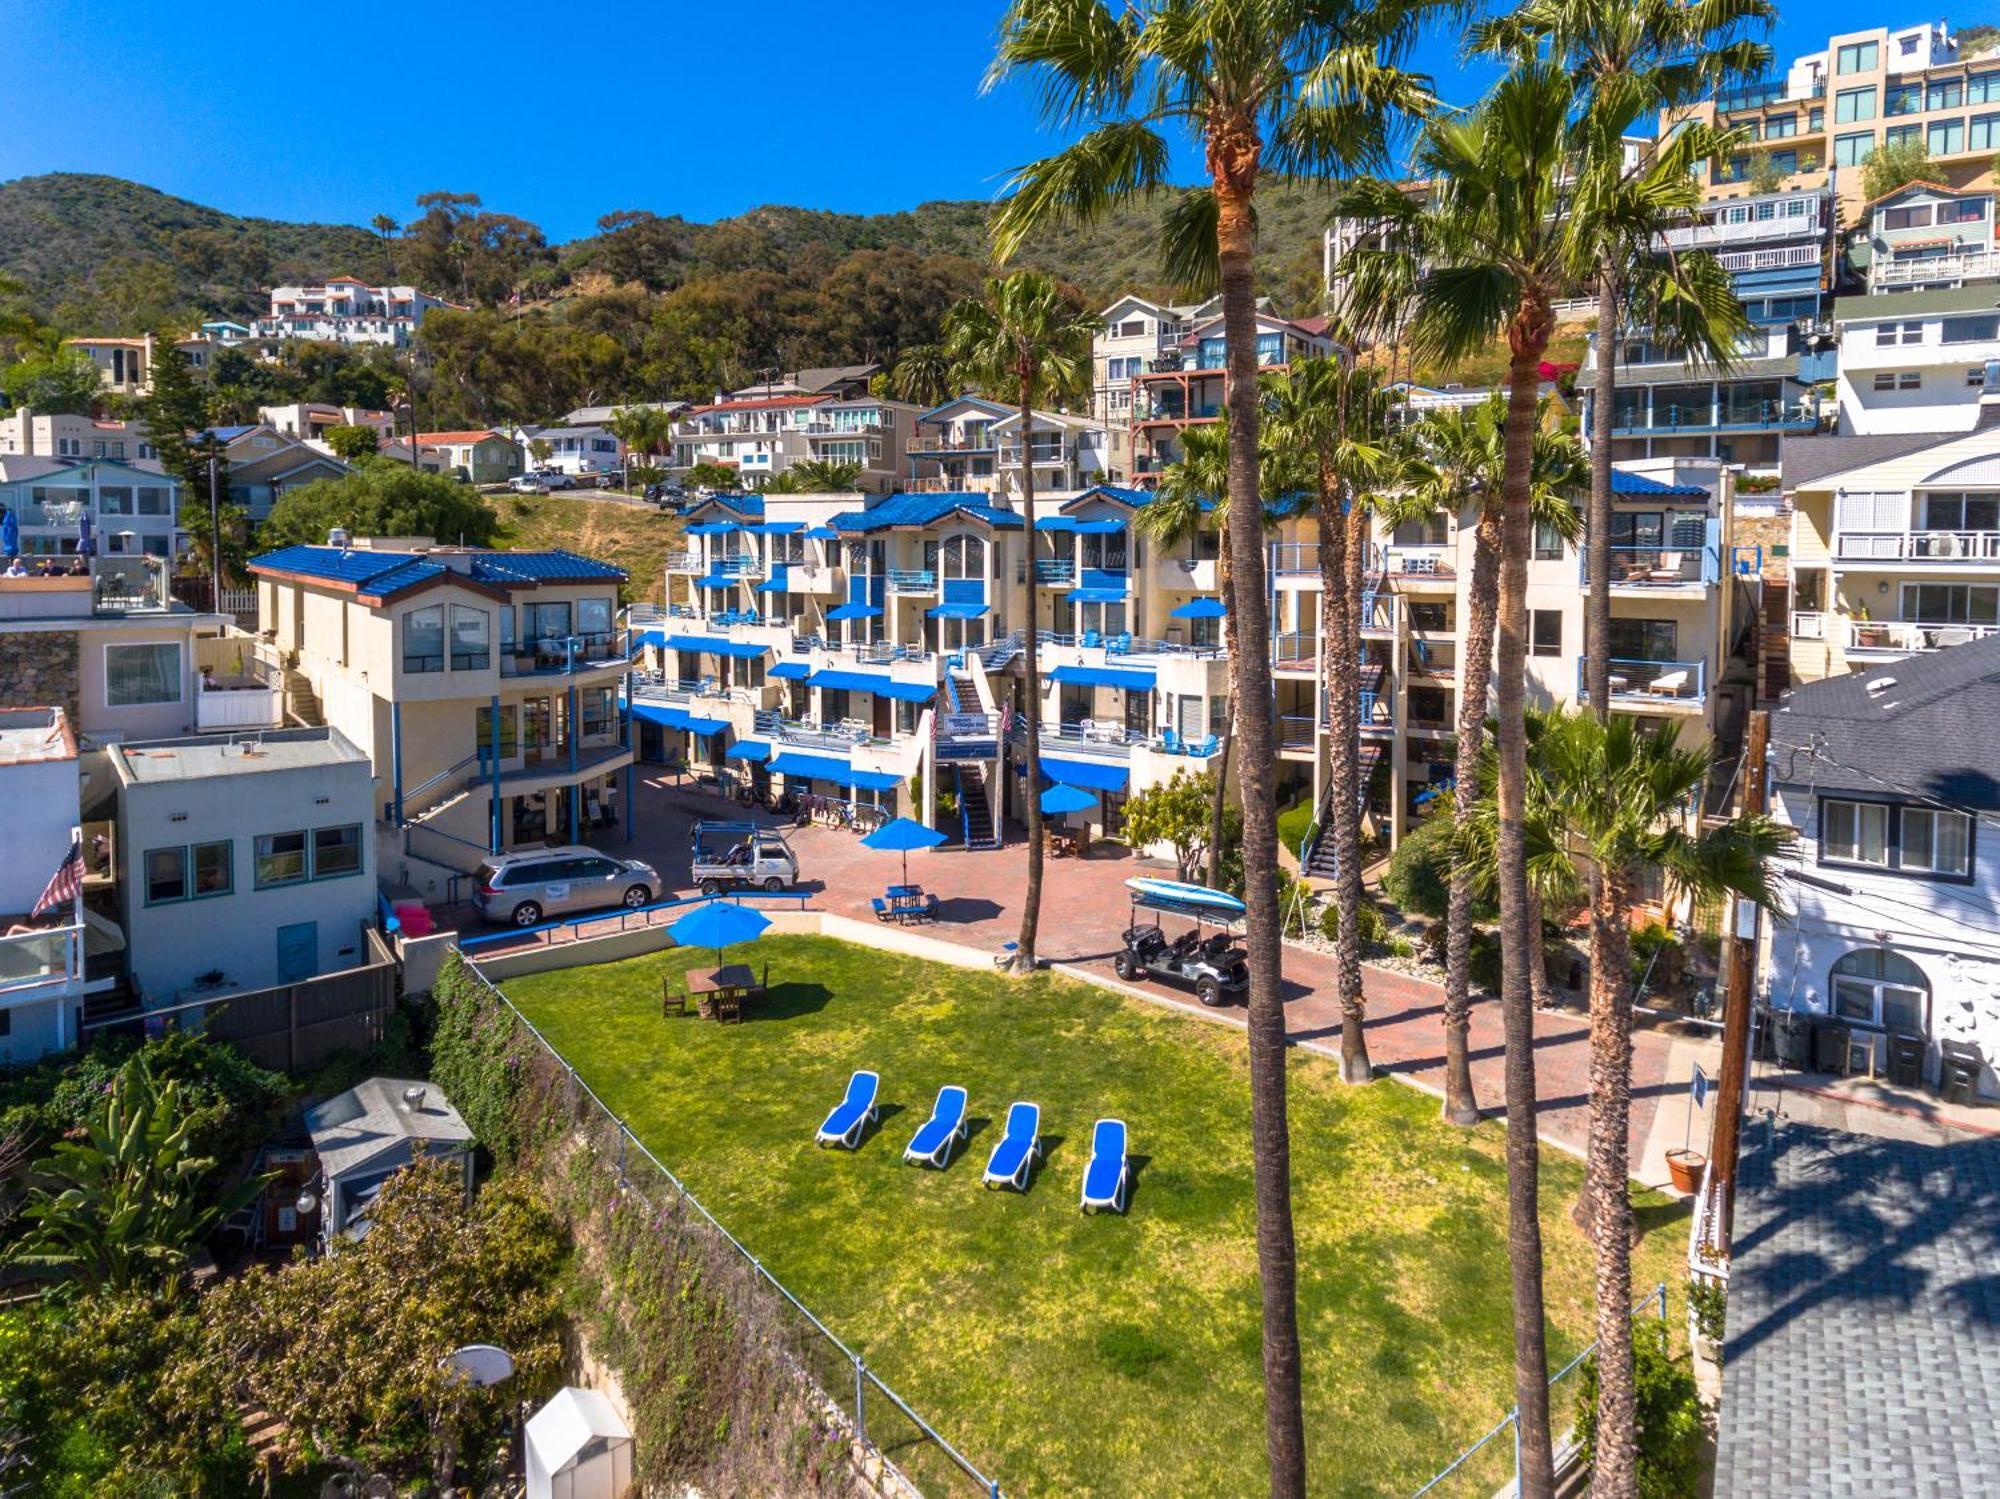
1781,431 -> 1961,491
1714,1121 -> 2000,1499
248,545 -> 624,600
1833,284 -> 2000,321
1769,634 -> 2000,811
830,492 -> 1024,533
415,429 -> 503,444
791,363 -> 881,393
683,492 -> 764,521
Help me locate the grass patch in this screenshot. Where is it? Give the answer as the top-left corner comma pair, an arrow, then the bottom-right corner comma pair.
1278,796 -> 1316,859
502,935 -> 1681,1498
486,495 -> 681,605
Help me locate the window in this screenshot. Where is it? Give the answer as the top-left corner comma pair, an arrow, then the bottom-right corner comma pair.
1809,106 -> 1824,132
581,685 -> 613,736
1928,118 -> 1965,156
1884,123 -> 1922,148
1873,371 -> 1922,390
1886,82 -> 1922,115
254,831 -> 309,887
1116,319 -> 1146,337
1408,602 -> 1450,632
523,601 -> 571,645
1533,515 -> 1568,560
1919,493 -> 2000,530
448,605 -> 489,670
1835,86 -> 1876,122
192,840 -> 232,897
1880,204 -> 1934,230
104,643 -> 182,706
311,824 -> 362,879
1902,582 -> 1999,623
576,596 -> 613,648
476,703 -> 519,759
1901,807 -> 1972,875
1831,948 -> 1928,1033
98,486 -> 133,515
1927,78 -> 1964,111
1971,71 -> 2000,105
1836,490 -> 1910,532
145,846 -> 187,904
1834,132 -> 1875,166
1530,610 -> 1562,657
1835,40 -> 1879,74
136,487 -> 169,515
1822,798 -> 1890,865
402,605 -> 443,673
1766,149 -> 1799,175
1972,367 -> 1993,387
1942,315 -> 2000,344
1607,618 -> 1677,660
1766,113 -> 1797,138
1971,114 -> 2000,152
1875,319 -> 1924,346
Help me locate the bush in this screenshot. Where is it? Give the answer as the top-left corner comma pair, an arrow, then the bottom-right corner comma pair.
1630,922 -> 1686,992
1384,936 -> 1415,959
1419,919 -> 1450,969
1277,798 -> 1315,859
1468,930 -> 1504,995
1379,815 -> 1456,920
1575,1318 -> 1706,1499
1318,899 -> 1387,950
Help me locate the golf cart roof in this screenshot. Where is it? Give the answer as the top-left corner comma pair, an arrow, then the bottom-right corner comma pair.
1124,877 -> 1247,921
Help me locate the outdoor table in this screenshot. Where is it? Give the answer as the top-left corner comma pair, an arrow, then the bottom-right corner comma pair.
689,963 -> 757,1018
887,884 -> 921,900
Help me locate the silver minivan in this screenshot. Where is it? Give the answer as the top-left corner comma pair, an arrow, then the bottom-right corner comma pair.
474,846 -> 660,927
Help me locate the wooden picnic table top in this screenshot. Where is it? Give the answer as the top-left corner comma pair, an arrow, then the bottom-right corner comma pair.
688,963 -> 756,996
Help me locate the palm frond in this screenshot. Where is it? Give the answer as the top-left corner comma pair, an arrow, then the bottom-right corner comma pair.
992,121 -> 1172,262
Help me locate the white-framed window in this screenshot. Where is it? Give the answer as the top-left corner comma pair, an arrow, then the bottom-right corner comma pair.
1822,798 -> 1889,866
1873,371 -> 1922,391
1831,947 -> 1928,1033
1873,320 -> 1923,347
254,830 -> 309,887
1823,795 -> 1977,880
104,642 -> 182,707
1900,807 -> 1972,875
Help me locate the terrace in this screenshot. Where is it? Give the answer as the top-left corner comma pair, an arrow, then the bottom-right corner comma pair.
1580,542 -> 1721,590
0,556 -> 175,616
495,934 -> 1677,1497
1834,529 -> 2000,563
1576,656 -> 1708,709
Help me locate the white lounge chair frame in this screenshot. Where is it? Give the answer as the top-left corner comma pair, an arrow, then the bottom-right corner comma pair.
815,1070 -> 880,1149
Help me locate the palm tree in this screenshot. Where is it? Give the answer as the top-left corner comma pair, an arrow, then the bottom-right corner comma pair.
1377,393 -> 1585,1122
890,344 -> 955,408
989,13 -> 1434,1485
371,213 -> 401,281
784,458 -> 865,493
608,404 -> 675,488
1474,0 -> 1768,716
943,271 -> 1098,976
1458,709 -> 1781,1498
1264,359 -> 1401,1083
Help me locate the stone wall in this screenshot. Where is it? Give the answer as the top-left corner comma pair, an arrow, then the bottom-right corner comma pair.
0,631 -> 79,724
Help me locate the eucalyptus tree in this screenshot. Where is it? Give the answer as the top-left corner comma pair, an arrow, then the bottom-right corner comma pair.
987,5 -> 1439,1488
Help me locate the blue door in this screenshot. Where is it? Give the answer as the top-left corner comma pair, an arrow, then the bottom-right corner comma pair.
276,922 -> 318,983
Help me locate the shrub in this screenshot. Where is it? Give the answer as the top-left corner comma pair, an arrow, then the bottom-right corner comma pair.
1318,899 -> 1387,950
1688,1276 -> 1727,1351
1630,922 -> 1686,992
1419,919 -> 1450,969
1468,930 -> 1504,995
1575,1318 -> 1706,1499
1379,815 -> 1456,920
1384,936 -> 1415,959
1277,797 -> 1315,859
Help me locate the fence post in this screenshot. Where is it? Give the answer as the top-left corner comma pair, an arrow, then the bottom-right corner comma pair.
287,985 -> 299,1074
853,1354 -> 866,1444
1510,1410 -> 1520,1490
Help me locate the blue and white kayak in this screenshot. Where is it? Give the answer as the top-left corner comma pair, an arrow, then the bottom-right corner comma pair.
1124,877 -> 1248,918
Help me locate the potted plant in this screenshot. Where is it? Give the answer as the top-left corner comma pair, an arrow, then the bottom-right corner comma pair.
1665,1146 -> 1707,1195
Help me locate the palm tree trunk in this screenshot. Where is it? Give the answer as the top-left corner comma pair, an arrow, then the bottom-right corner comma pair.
1208,559 -> 1238,889
1334,488 -> 1370,1082
1499,318 -> 1557,1499
1014,378 -> 1044,973
1442,509 -> 1500,1124
1585,867 -> 1639,1499
1217,169 -> 1308,1499
1587,267 -> 1617,720
1528,888 -> 1556,1013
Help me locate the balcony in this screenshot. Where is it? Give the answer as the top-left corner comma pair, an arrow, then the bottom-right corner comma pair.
499,633 -> 627,678
1713,77 -> 1821,113
1274,631 -> 1319,671
1038,720 -> 1140,757
1278,714 -> 1316,752
1713,244 -> 1824,274
1871,249 -> 2000,291
1033,559 -> 1076,586
1835,530 -> 2000,563
1409,639 -> 1456,675
886,568 -> 937,594
195,659 -> 284,731
1577,657 -> 1707,709
1581,540 -> 1721,589
0,920 -> 82,998
753,708 -> 886,752
909,434 -> 998,454
710,554 -> 763,579
1843,619 -> 2000,657
1606,400 -> 1818,438
666,549 -> 703,574
1383,545 -> 1454,581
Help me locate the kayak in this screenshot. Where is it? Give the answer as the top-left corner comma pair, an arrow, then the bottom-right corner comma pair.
1123,877 -> 1248,918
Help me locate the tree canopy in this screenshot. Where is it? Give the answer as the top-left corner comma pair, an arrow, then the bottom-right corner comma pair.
260,462 -> 498,550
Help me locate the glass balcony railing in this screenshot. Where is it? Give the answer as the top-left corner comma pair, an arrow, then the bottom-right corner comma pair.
1577,657 -> 1707,705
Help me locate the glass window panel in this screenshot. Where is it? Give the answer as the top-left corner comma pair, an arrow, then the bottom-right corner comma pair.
1835,87 -> 1876,122
105,643 -> 181,706
1832,976 -> 1878,1023
254,831 -> 308,887
1929,119 -> 1965,156
1881,985 -> 1926,1032
192,840 -> 232,897
145,846 -> 187,903
403,606 -> 444,673
448,605 -> 489,670
312,825 -> 362,879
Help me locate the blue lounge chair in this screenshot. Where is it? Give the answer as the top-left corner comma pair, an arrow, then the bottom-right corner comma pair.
1080,1118 -> 1130,1213
815,1070 -> 879,1149
1191,734 -> 1218,757
1082,630 -> 1102,649
982,1101 -> 1042,1191
903,1085 -> 968,1168
1159,726 -> 1184,756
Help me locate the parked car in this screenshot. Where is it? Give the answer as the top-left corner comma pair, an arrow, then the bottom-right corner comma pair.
645,482 -> 685,508
473,846 -> 660,927
1112,878 -> 1249,1006
507,474 -> 549,494
530,469 -> 574,491
690,821 -> 800,894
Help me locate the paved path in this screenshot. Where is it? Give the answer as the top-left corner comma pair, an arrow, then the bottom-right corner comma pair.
606,773 -> 1699,1183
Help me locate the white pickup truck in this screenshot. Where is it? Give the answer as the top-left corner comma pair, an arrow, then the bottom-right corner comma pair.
689,821 -> 800,895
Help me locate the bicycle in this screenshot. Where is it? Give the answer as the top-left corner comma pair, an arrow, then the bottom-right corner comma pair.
319,1454 -> 395,1499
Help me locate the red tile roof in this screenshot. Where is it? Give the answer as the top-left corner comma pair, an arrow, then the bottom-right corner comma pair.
416,429 -> 503,444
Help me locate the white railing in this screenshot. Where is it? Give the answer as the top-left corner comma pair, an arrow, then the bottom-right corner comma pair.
0,921 -> 82,996
1713,244 -> 1822,273
1871,249 -> 2000,290
1791,610 -> 1825,640
1844,619 -> 2000,653
1662,210 -> 1825,250
1834,530 -> 2000,562
195,678 -> 283,731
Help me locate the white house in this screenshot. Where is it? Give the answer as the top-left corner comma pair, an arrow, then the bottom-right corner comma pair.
254,278 -> 454,348
1765,636 -> 2000,1099
0,412 -> 157,466
515,425 -> 624,478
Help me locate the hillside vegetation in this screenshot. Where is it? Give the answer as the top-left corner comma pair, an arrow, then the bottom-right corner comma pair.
486,495 -> 681,606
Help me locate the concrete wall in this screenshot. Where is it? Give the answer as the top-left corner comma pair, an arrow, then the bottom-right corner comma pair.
0,995 -> 70,1069
0,631 -> 80,726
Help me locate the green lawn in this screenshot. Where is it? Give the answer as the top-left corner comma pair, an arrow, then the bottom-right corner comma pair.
1278,796 -> 1316,859
503,936 -> 1681,1498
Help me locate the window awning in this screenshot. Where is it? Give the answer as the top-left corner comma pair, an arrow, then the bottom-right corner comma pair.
696,574 -> 736,590
629,702 -> 730,736
664,634 -> 768,659
1051,663 -> 1156,691
755,521 -> 803,535
1067,587 -> 1128,604
826,601 -> 882,621
632,626 -> 670,649
1034,516 -> 1078,532
808,669 -> 937,702
769,661 -> 811,679
686,521 -> 741,536
1042,756 -> 1130,792
925,602 -> 990,619
1073,517 -> 1127,534
725,740 -> 772,762
766,750 -> 902,791
755,565 -> 789,593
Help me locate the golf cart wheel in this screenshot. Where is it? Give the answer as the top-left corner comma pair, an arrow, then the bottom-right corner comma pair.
700,878 -> 721,896
511,901 -> 543,928
623,884 -> 651,908
762,876 -> 785,892
1113,951 -> 1137,980
1196,976 -> 1223,1007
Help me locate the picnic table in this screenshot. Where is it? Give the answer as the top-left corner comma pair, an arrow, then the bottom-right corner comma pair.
872,885 -> 939,924
686,963 -> 759,1020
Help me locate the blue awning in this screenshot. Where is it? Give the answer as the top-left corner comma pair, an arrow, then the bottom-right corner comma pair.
1034,516 -> 1078,532
629,702 -> 729,736
1051,663 -> 1156,691
696,574 -> 735,590
1073,518 -> 1127,534
756,521 -> 803,534
725,740 -> 772,762
684,715 -> 729,736
766,751 -> 902,792
632,626 -> 670,649
664,634 -> 768,659
769,661 -> 811,679
1043,756 -> 1130,792
809,669 -> 937,703
826,601 -> 882,621
925,602 -> 990,619
805,525 -> 840,540
1067,587 -> 1127,604
686,521 -> 741,536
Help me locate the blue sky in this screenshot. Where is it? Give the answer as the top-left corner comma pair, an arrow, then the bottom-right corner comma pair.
0,0 -> 1900,242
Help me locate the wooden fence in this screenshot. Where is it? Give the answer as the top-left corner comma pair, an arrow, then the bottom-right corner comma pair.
84,929 -> 398,1074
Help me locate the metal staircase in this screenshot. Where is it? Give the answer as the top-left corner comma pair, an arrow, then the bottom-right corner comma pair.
955,763 -> 1000,849
978,629 -> 1024,672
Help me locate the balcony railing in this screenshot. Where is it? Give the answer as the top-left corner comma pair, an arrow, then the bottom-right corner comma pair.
1274,631 -> 1319,668
711,554 -> 763,578
1608,401 -> 1816,435
1581,543 -> 1720,587
89,556 -> 173,613
1032,559 -> 1076,585
886,568 -> 936,593
1713,77 -> 1821,112
0,921 -> 82,996
1871,249 -> 2000,291
1578,657 -> 1707,706
1039,720 -> 1141,755
909,434 -> 998,454
1834,530 -> 2000,563
752,709 -> 887,751
666,550 -> 703,573
1843,619 -> 2000,654
1383,546 -> 1453,579
1271,542 -> 1321,575
499,632 -> 625,678
1278,714 -> 1316,751
1713,244 -> 1824,273
195,661 -> 284,731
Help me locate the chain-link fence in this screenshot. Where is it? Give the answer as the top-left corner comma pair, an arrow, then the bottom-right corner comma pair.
1411,1283 -> 1670,1498
459,958 -> 1003,1497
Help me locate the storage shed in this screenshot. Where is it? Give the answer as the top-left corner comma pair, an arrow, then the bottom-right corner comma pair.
302,1077 -> 472,1242
525,1386 -> 633,1499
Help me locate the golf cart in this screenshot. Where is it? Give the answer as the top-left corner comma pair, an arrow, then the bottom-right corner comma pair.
690,820 -> 800,895
1113,877 -> 1249,1007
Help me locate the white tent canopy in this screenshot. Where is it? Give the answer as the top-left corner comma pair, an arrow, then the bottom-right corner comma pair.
526,1386 -> 633,1499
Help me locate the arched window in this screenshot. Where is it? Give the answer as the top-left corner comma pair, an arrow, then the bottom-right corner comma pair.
1830,947 -> 1930,1033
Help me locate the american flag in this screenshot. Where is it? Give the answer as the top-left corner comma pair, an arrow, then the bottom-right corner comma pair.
31,837 -> 82,919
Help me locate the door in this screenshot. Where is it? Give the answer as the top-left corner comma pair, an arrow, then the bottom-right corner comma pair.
522,697 -> 552,764
536,858 -> 579,914
275,922 -> 318,983
873,692 -> 892,738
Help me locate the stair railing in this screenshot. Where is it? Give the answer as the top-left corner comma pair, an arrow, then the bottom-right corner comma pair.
397,751 -> 485,825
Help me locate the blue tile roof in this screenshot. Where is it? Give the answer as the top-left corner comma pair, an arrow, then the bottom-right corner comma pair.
249,544 -> 625,598
685,492 -> 765,520
1611,470 -> 1711,498
831,492 -> 1024,533
202,425 -> 260,442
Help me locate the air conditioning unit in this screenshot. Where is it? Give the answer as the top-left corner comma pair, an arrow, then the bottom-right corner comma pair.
791,614 -> 807,635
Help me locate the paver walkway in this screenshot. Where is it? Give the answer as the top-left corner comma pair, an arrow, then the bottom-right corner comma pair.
586,772 -> 1694,1175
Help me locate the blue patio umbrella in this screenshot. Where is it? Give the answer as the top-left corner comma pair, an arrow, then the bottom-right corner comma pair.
1041,783 -> 1099,816
0,506 -> 17,559
668,898 -> 771,967
75,508 -> 94,557
1170,596 -> 1226,619
862,815 -> 948,886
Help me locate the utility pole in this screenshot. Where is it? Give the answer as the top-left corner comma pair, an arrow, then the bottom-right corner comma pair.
1707,706 -> 1770,1247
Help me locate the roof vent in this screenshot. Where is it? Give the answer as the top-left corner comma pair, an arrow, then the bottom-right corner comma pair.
1866,676 -> 1896,694
327,526 -> 350,550
401,1084 -> 427,1112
